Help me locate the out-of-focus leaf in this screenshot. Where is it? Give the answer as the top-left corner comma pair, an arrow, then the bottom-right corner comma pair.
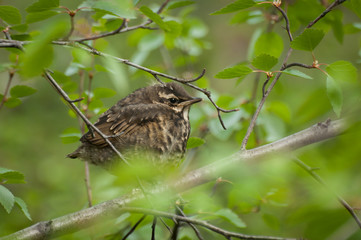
267,101 -> 291,123
211,0 -> 255,15
262,213 -> 280,230
10,85 -> 37,98
0,168 -> 25,184
254,32 -> 283,58
251,54 -> 278,71
215,64 -> 252,79
139,6 -> 170,31
282,69 -> 313,79
0,185 -> 14,213
291,29 -> 325,51
230,10 -> 263,24
26,0 -> 59,12
60,128 -> 82,144
350,0 -> 361,19
11,24 -> 29,33
0,6 -> 22,25
4,97 -> 21,108
329,10 -> 343,44
138,32 -> 164,51
14,197 -> 32,221
93,87 -> 117,99
326,60 -> 357,82
92,0 -> 136,19
167,0 -> 195,10
186,137 -> 205,149
326,75 -> 343,117
22,19 -> 67,77
214,208 -> 246,228
26,11 -> 59,23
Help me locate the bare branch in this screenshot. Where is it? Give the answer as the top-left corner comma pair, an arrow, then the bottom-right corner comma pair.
0,118 -> 349,240
122,214 -> 147,240
292,157 -> 361,228
307,0 -> 345,29
72,0 -> 171,42
273,4 -> 293,41
0,70 -> 15,112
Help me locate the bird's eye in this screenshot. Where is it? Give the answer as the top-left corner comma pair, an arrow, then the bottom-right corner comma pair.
169,98 -> 178,104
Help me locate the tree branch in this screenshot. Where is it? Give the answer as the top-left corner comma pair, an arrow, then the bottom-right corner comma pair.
0,118 -> 349,240
240,0 -> 345,149
292,157 -> 361,228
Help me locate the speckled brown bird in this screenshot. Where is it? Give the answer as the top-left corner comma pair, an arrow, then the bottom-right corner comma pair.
68,82 -> 201,169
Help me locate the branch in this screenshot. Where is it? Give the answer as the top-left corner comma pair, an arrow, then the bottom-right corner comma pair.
292,157 -> 361,228
44,71 -> 131,166
72,0 -> 171,42
240,0 -> 346,149
0,70 -> 15,112
306,0 -> 345,29
0,118 -> 349,240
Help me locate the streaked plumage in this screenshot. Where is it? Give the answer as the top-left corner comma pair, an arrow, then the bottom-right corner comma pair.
68,82 -> 201,169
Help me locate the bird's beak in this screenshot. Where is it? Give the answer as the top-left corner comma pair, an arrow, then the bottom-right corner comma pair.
184,97 -> 202,106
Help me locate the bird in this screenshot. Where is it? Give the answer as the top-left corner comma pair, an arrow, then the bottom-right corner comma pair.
67,82 -> 202,170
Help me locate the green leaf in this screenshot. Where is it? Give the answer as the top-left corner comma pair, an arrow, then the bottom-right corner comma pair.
167,0 -> 195,10
4,97 -> 21,108
214,208 -> 246,228
26,0 -> 59,12
326,75 -> 343,117
254,32 -> 283,58
186,137 -> 205,149
215,64 -> 252,79
139,6 -> 170,31
22,19 -> 67,77
93,0 -> 136,19
11,24 -> 29,33
60,128 -> 81,144
14,197 -> 32,221
93,87 -> 117,99
350,0 -> 361,19
282,69 -> 312,79
251,54 -> 278,71
0,6 -> 22,25
0,185 -> 15,213
326,60 -> 357,82
211,0 -> 255,15
10,85 -> 37,98
26,11 -> 59,24
0,168 -> 25,184
291,28 -> 325,51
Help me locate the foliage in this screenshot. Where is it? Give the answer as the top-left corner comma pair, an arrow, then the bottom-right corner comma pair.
0,0 -> 361,239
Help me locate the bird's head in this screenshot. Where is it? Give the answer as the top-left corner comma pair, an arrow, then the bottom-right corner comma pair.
151,82 -> 202,116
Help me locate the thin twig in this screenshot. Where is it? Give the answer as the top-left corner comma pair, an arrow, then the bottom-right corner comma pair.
175,205 -> 204,240
43,71 -> 130,165
73,0 -> 171,43
283,63 -> 315,69
151,217 -> 157,240
306,0 -> 345,29
0,70 -> 15,112
273,4 -> 293,41
124,208 -> 296,240
292,157 -> 361,228
122,214 -> 147,240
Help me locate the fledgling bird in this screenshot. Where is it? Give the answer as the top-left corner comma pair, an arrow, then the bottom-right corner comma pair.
68,82 -> 202,169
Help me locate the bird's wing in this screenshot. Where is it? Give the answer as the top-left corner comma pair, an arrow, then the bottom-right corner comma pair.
81,104 -> 166,147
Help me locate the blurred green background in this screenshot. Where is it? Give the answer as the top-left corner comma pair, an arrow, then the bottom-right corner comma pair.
1,0 -> 361,239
